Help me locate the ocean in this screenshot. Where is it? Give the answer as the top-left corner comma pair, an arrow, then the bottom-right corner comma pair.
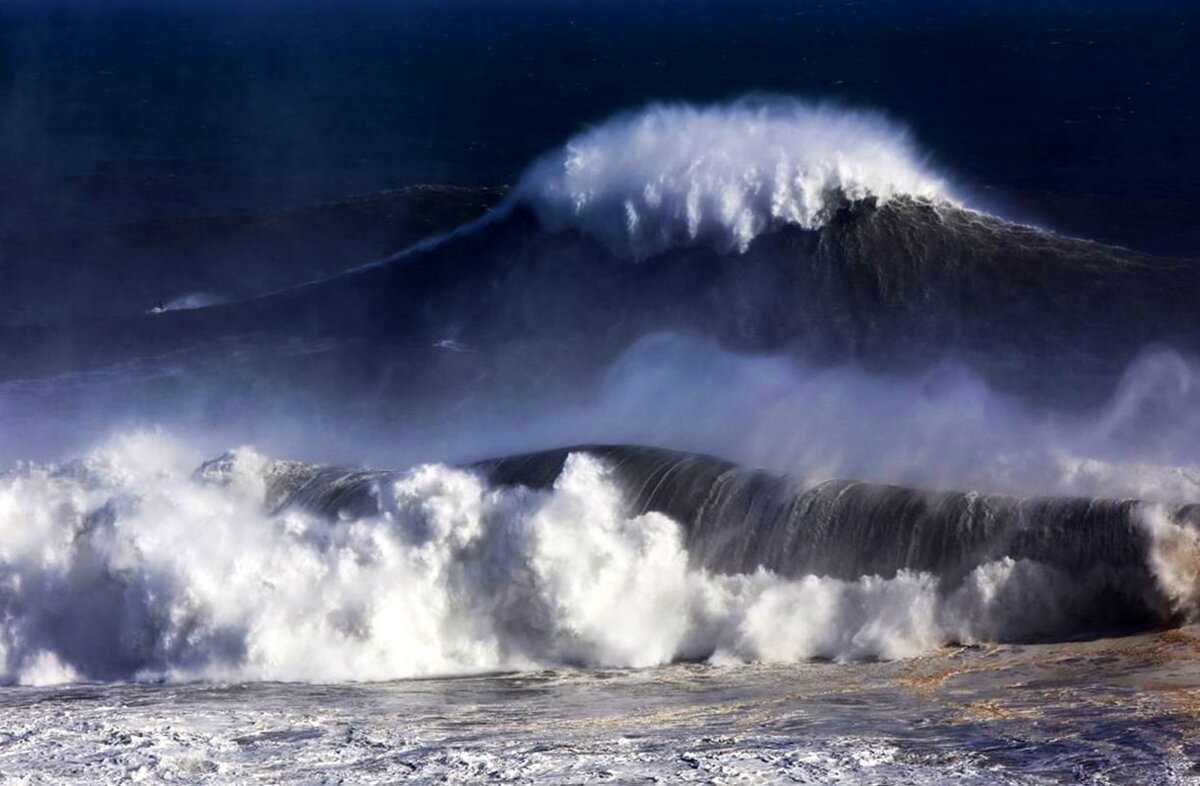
0,1 -> 1198,782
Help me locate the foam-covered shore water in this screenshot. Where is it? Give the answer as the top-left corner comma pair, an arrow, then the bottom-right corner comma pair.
4,636 -> 1200,785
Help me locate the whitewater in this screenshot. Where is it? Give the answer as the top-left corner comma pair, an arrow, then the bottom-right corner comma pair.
3,96 -> 1200,784
0,433 -> 1005,684
3,434 -> 1200,784
516,98 -> 954,257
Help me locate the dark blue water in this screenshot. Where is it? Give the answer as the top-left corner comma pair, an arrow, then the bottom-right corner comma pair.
1,0 -> 1195,254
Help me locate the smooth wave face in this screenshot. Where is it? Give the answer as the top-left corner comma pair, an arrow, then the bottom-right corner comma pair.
517,99 -> 953,257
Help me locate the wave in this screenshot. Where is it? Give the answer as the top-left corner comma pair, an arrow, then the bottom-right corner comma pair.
4,196 -> 1196,411
2,94 -> 1195,411
1,433 -> 1194,685
253,443 -> 1200,636
0,101 -> 1195,420
516,98 -> 954,257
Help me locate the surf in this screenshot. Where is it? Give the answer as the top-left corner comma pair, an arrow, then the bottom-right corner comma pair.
1,99 -> 1196,415
2,433 -> 1197,686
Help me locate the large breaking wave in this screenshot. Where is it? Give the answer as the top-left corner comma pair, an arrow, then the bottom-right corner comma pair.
3,98 -> 1197,416
1,434 -> 1197,685
0,434 -> 942,684
517,98 -> 954,257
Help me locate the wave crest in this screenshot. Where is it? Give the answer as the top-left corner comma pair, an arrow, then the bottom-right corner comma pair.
517,98 -> 955,257
5,433 -> 1195,685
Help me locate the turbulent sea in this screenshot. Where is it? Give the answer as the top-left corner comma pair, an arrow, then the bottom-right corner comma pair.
2,2 -> 1200,783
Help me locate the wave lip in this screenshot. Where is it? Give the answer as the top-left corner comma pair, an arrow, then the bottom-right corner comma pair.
517,98 -> 955,258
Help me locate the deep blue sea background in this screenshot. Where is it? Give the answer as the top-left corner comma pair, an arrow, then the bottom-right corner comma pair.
1,0 -> 1196,255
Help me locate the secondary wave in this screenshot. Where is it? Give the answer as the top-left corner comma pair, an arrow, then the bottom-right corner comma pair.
1,433 -> 1195,686
516,98 -> 954,257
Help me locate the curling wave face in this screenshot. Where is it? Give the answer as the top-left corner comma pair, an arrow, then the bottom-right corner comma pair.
1,434 -> 1197,685
517,99 -> 954,257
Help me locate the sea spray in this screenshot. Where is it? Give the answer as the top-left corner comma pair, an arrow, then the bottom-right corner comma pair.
4,432 -> 1197,685
517,98 -> 954,257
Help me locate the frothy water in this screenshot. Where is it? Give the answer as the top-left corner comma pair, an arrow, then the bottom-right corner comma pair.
518,98 -> 954,257
1,432 -> 1196,686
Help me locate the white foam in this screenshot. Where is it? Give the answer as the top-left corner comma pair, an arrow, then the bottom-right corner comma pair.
5,431 -> 1164,684
1140,505 -> 1200,621
517,98 -> 954,258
